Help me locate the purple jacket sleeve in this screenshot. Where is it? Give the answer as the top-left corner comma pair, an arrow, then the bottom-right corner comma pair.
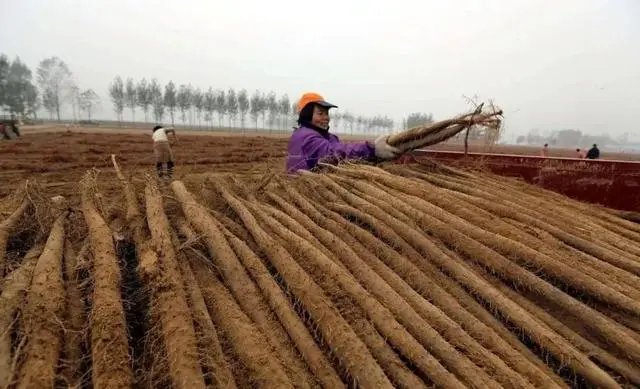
302,134 -> 376,165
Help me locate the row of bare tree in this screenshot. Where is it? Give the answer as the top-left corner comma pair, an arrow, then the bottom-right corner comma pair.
108,76 -> 404,134
0,54 -> 100,121
1,53 -> 436,134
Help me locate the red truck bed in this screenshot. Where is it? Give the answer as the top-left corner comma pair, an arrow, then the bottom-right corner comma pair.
403,150 -> 640,212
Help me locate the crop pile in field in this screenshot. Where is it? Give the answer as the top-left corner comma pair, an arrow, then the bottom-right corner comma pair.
1,160 -> 639,389
388,102 -> 502,153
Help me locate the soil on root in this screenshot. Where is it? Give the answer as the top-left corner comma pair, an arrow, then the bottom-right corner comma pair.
57,239 -> 87,388
14,213 -> 67,389
331,166 -> 640,316
176,246 -> 238,389
190,258 -> 295,389
217,221 -> 345,389
463,255 -> 640,387
0,245 -> 43,388
118,240 -> 157,388
144,180 -> 207,389
412,167 -> 640,274
260,213 -> 429,389
247,199 -> 472,389
321,195 -> 557,380
431,239 -> 628,389
265,194 -> 531,388
325,168 -> 640,368
171,180 -> 320,389
210,316 -> 254,389
8,151 -> 640,389
0,198 -> 31,279
499,219 -> 640,300
343,173 -> 640,331
271,186 -> 565,388
312,174 -> 621,389
213,182 -> 395,389
371,173 -> 640,303
80,171 -> 133,389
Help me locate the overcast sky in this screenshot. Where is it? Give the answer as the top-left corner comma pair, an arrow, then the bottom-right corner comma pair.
1,0 -> 638,140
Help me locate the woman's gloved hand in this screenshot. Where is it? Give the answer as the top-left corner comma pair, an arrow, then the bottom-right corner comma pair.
374,135 -> 401,160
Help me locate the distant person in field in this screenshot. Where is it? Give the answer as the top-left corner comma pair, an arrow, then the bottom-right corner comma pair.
540,143 -> 549,157
9,119 -> 20,138
0,119 -> 19,139
0,122 -> 9,140
586,144 -> 600,159
576,148 -> 586,159
152,125 -> 178,179
286,92 -> 400,174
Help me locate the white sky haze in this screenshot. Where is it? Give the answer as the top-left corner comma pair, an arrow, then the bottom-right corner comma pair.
1,0 -> 638,139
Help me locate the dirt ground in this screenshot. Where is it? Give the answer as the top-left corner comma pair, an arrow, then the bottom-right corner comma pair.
18,124 -> 298,138
429,142 -> 640,161
0,128 -> 290,200
16,124 -> 640,159
2,125 -> 638,202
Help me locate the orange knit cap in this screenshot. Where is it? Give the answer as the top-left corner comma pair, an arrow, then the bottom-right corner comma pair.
296,92 -> 338,114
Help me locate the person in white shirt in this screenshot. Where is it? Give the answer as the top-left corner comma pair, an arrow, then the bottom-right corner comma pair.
152,125 -> 178,178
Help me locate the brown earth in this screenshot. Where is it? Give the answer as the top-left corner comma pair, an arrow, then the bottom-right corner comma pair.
4,126 -> 637,200
429,142 -> 640,161
0,129 -> 290,200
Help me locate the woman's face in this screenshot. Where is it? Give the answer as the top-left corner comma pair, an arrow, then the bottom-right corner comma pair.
311,105 -> 330,130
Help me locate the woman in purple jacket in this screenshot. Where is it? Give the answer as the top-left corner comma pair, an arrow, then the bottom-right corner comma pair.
286,92 -> 400,174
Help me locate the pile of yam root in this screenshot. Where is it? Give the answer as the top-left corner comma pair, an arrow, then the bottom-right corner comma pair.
1,159 -> 639,389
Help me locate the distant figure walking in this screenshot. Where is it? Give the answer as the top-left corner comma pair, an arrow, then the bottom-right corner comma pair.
576,148 -> 586,159
9,120 -> 20,138
0,122 -> 9,140
586,144 -> 600,159
540,143 -> 549,157
152,125 -> 178,179
0,119 -> 20,139
7,115 -> 20,137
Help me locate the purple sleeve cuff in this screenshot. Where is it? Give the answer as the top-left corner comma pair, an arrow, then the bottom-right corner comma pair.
304,136 -> 377,163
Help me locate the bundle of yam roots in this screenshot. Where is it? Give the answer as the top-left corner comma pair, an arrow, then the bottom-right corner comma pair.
388,102 -> 503,153
2,130 -> 640,389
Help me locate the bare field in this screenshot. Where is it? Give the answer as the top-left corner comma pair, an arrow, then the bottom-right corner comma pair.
0,125 -> 376,198
0,130 -> 289,199
430,142 -> 640,161
19,124 -> 296,138
17,124 -> 640,160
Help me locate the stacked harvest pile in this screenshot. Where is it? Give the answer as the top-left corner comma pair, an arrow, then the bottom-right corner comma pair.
388,102 -> 503,153
0,160 -> 638,389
